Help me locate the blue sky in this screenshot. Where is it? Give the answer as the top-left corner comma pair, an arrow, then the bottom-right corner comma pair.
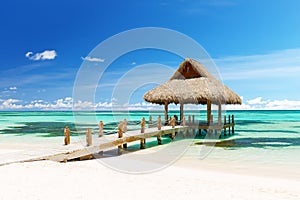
1,0 -> 300,110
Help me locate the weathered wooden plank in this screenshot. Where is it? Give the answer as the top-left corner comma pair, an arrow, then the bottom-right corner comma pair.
0,122 -> 236,165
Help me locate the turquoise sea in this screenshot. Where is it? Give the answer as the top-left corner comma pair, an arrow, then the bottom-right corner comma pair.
0,110 -> 300,170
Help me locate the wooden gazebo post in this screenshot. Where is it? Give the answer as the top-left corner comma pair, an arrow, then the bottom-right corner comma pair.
164,102 -> 168,125
180,103 -> 184,124
207,100 -> 211,125
218,103 -> 222,125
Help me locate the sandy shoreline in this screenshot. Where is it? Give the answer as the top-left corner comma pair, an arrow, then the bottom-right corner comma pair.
0,142 -> 299,200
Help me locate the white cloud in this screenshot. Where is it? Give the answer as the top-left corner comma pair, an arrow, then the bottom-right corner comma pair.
25,52 -> 33,58
225,97 -> 300,110
25,50 -> 57,61
9,86 -> 17,91
0,99 -> 23,109
81,56 -> 104,62
247,97 -> 266,105
1,96 -> 300,111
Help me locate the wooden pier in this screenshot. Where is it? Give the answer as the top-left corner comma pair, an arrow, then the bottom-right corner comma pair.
0,115 -> 235,166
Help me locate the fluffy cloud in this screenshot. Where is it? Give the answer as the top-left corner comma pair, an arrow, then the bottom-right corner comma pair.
81,56 -> 104,62
0,99 -> 23,109
247,97 -> 266,105
1,97 -> 300,111
225,97 -> 300,110
9,86 -> 17,91
25,50 -> 57,61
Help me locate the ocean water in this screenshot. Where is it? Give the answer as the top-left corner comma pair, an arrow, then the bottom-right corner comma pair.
0,110 -> 300,169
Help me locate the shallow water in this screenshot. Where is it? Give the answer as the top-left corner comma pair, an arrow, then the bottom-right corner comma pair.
0,110 -> 299,168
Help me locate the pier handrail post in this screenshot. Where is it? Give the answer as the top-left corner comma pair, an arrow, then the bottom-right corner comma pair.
98,121 -> 104,137
86,128 -> 92,146
157,115 -> 162,145
140,117 -> 146,149
64,126 -> 70,145
170,117 -> 175,128
157,115 -> 161,130
118,121 -> 123,154
141,117 -> 146,133
123,119 -> 127,132
123,119 -> 127,148
170,117 -> 176,140
148,115 -> 152,128
118,121 -> 123,138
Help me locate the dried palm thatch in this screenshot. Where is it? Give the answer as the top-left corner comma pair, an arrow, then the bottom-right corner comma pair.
143,58 -> 242,105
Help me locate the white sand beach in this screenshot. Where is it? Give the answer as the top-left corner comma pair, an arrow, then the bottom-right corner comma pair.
0,142 -> 299,200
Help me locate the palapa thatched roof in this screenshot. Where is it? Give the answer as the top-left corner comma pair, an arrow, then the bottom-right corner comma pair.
143,58 -> 242,105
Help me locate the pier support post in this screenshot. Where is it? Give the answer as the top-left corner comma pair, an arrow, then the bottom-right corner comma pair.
182,116 -> 186,137
98,121 -> 104,137
192,115 -> 195,135
157,134 -> 162,145
228,115 -> 231,135
224,115 -> 227,136
187,116 -> 191,136
217,112 -> 222,138
118,121 -> 123,154
140,138 -> 145,149
232,115 -> 235,134
86,128 -> 92,146
157,115 -> 162,130
64,126 -> 70,145
123,119 -> 127,148
148,115 -> 152,128
171,131 -> 175,141
208,115 -> 213,136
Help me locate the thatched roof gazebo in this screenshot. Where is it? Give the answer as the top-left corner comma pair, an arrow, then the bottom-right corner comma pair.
143,58 -> 242,125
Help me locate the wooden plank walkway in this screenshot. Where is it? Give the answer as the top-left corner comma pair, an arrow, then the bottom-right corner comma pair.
0,126 -> 188,166
0,116 -> 236,166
